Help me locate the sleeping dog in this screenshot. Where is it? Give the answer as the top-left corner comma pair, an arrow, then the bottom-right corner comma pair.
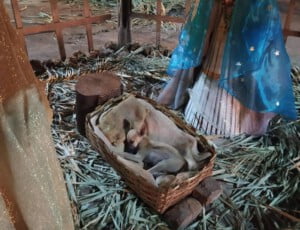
136,99 -> 200,171
97,96 -> 149,152
120,129 -> 186,177
98,95 -> 200,171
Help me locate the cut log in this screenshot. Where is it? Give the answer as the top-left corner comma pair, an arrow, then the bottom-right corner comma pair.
75,72 -> 122,136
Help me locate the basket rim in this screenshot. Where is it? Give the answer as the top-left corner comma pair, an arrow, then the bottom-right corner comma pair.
85,93 -> 217,194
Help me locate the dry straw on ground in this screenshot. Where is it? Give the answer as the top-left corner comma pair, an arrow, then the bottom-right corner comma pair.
34,44 -> 300,230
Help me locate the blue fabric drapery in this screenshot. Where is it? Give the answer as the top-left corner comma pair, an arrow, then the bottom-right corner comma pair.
167,0 -> 297,120
167,0 -> 214,75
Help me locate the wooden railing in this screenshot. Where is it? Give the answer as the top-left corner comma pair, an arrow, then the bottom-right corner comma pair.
119,0 -> 300,46
8,0 -> 299,60
10,0 -> 111,60
118,0 -> 191,46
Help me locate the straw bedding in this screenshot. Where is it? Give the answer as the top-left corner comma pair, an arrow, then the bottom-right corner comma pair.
34,44 -> 300,229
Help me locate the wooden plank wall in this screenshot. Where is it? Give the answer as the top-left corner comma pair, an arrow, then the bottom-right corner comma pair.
10,0 -> 111,60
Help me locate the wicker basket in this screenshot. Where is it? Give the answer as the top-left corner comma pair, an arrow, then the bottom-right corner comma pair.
86,93 -> 216,213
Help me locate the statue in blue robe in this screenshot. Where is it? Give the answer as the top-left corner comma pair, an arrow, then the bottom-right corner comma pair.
158,0 -> 297,136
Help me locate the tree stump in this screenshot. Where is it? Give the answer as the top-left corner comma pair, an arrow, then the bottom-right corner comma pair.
75,72 -> 122,136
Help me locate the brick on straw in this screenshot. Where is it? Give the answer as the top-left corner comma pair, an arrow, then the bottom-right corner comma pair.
192,177 -> 223,206
163,197 -> 203,230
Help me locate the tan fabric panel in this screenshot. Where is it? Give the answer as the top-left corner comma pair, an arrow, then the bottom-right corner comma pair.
0,1 -> 74,229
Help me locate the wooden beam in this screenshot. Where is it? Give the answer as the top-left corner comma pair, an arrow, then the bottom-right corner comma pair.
10,0 -> 23,29
10,0 -> 27,53
22,14 -> 111,35
285,29 -> 300,38
83,0 -> 94,52
284,0 -> 296,42
49,0 -> 66,60
130,13 -> 185,24
118,0 -> 132,46
156,0 -> 162,46
185,0 -> 191,17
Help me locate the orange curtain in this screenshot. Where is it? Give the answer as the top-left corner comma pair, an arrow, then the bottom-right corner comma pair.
0,1 -> 74,229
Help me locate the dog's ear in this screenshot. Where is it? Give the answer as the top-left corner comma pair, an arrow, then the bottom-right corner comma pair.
123,119 -> 131,133
139,120 -> 148,136
139,108 -> 150,136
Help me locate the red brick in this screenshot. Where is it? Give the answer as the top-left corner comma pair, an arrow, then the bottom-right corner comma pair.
163,197 -> 203,230
192,177 -> 223,206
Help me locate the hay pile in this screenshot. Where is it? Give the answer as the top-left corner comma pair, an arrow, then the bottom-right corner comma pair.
33,44 -> 300,229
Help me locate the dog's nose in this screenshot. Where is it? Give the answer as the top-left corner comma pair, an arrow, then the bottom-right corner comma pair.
124,142 -> 138,154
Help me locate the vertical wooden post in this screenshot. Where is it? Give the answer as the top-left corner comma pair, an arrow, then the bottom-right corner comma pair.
10,0 -> 27,53
118,0 -> 132,47
185,0 -> 191,18
83,0 -> 94,52
156,0 -> 162,46
49,0 -> 66,60
10,0 -> 23,29
283,0 -> 296,42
